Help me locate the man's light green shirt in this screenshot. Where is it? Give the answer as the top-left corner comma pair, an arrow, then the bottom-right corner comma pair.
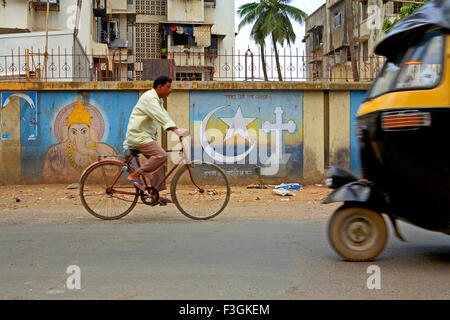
125,89 -> 176,147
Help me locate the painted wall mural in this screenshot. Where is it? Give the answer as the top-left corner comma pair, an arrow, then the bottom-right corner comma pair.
41,97 -> 118,182
41,92 -> 139,183
350,90 -> 368,177
4,91 -> 139,183
1,92 -> 37,141
190,91 -> 303,181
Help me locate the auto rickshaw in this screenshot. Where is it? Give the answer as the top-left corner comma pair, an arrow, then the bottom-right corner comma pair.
324,0 -> 450,261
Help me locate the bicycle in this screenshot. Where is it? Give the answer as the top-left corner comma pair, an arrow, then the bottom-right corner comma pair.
79,136 -> 230,220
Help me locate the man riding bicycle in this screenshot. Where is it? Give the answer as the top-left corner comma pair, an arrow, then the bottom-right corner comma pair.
125,75 -> 189,205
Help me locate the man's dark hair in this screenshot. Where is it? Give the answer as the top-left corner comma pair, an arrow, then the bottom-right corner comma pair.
153,75 -> 172,89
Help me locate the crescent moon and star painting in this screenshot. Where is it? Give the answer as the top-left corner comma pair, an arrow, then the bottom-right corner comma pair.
190,91 -> 303,181
1,92 -> 38,142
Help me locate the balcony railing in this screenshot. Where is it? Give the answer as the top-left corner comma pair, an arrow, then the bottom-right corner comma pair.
0,47 -> 386,82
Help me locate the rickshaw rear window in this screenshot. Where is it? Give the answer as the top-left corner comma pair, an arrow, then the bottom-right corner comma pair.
367,30 -> 445,99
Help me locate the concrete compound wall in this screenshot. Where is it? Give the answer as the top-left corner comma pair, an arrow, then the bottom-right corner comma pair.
0,81 -> 370,185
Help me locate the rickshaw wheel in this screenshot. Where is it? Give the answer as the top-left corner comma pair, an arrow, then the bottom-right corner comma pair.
328,206 -> 388,262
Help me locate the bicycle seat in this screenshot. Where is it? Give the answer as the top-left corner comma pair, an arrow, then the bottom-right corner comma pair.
130,149 -> 142,155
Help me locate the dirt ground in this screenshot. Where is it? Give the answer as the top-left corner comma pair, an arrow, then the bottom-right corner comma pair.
0,183 -> 338,226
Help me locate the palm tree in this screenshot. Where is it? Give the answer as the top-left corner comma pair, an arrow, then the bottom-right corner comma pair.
239,0 -> 307,81
238,1 -> 269,81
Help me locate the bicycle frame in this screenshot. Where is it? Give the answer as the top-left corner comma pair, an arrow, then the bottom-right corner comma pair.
81,136 -> 201,196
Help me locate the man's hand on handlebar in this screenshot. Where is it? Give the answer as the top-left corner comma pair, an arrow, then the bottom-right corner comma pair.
174,128 -> 190,137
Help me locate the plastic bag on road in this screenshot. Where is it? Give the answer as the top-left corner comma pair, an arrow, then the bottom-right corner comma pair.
274,183 -> 302,190
272,189 -> 295,196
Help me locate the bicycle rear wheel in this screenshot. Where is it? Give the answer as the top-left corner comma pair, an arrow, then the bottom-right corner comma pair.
79,160 -> 139,220
171,162 -> 230,220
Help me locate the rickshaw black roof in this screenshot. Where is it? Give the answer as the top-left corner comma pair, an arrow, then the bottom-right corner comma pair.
375,0 -> 450,57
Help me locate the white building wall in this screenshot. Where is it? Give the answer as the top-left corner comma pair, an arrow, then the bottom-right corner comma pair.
0,31 -> 77,81
0,1 -> 92,55
0,0 -> 32,30
205,0 -> 235,52
168,0 -> 204,22
32,0 -> 92,53
110,0 -> 128,11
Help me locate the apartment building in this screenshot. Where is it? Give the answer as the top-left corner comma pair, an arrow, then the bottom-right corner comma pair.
0,0 -> 93,80
94,0 -> 236,81
91,0 -> 136,80
133,0 -> 235,81
1,0 -> 235,81
304,0 -> 402,81
303,4 -> 329,80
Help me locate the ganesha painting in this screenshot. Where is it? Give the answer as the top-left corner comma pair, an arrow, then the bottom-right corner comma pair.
41,97 -> 117,182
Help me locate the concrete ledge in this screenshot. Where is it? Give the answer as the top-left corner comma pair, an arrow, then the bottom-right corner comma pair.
0,81 -> 372,91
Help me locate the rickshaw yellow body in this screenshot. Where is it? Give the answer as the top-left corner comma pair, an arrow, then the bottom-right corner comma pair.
358,34 -> 450,116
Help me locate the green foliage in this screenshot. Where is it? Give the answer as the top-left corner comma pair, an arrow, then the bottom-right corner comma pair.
238,0 -> 308,46
237,0 -> 308,80
383,17 -> 396,33
383,0 -> 429,33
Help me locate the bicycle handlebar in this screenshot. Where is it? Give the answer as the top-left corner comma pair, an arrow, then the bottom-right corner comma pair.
178,134 -> 191,142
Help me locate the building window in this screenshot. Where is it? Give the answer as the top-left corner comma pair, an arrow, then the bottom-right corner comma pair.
393,2 -> 403,14
93,0 -> 105,9
313,28 -> 323,49
204,0 -> 216,6
332,50 -> 341,65
176,72 -> 202,81
334,12 -> 342,28
362,2 -> 368,20
360,41 -> 369,62
172,32 -> 197,47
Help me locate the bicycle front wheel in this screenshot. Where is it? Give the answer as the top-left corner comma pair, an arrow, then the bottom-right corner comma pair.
79,160 -> 139,220
171,162 -> 230,220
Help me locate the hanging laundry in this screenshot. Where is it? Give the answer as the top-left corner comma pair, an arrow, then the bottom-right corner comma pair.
188,35 -> 197,47
175,26 -> 184,34
193,25 -> 211,47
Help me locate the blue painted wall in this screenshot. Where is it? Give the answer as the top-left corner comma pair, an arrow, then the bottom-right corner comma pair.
190,90 -> 303,181
350,90 -> 368,177
20,91 -> 138,183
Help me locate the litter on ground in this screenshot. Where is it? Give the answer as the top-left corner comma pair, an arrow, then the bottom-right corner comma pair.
274,183 -> 302,191
272,189 -> 295,196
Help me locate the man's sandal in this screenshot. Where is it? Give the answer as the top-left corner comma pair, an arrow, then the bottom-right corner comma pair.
159,198 -> 173,206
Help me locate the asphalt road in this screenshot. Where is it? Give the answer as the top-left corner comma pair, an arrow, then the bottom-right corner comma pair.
0,206 -> 448,300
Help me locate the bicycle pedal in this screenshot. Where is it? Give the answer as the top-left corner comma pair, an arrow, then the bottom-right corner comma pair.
141,190 -> 152,198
